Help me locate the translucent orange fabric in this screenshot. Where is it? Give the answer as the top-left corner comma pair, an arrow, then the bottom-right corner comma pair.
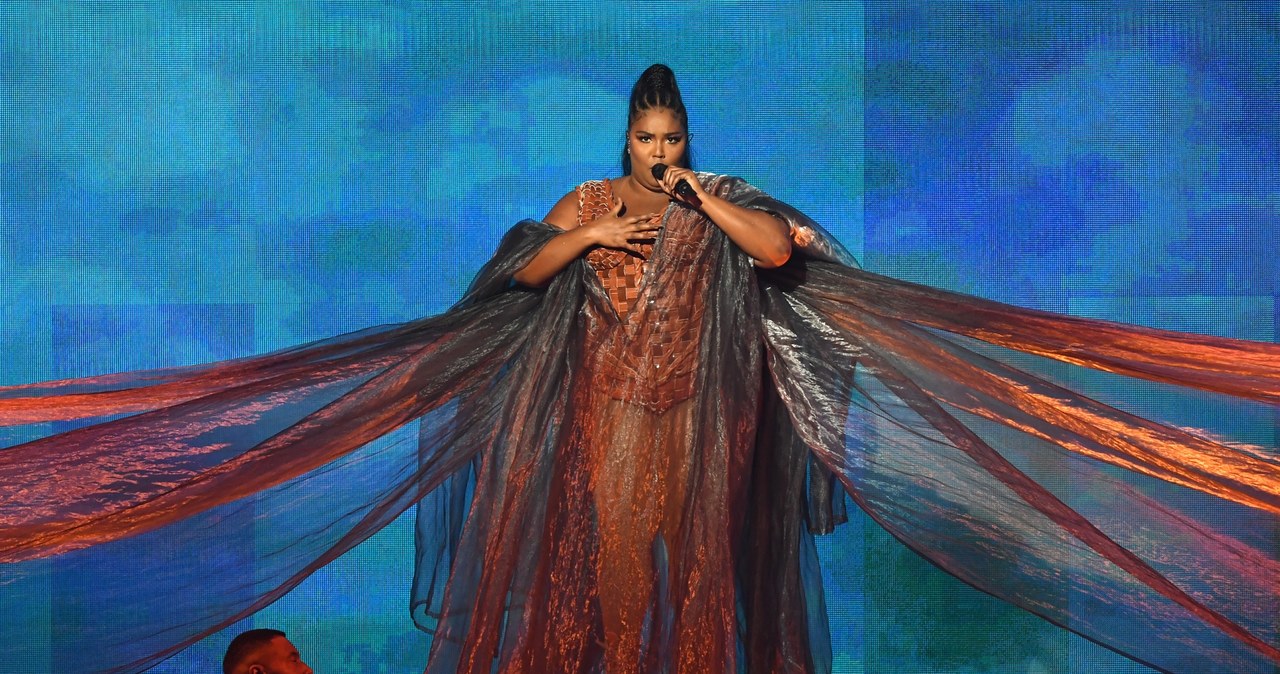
581,178 -> 705,413
417,176 -> 795,673
3,175 -> 1280,673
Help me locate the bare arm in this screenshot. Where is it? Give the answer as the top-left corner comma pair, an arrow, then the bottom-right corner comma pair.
512,190 -> 661,287
657,167 -> 791,268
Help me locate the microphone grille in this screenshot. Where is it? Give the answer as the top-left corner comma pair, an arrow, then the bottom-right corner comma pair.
650,163 -> 668,180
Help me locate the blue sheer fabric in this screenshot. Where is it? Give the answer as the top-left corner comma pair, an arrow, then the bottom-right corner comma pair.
2,179 -> 1279,673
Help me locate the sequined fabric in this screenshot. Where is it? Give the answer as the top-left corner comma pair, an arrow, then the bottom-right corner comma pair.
570,176 -> 740,671
581,179 -> 653,318
578,178 -> 708,413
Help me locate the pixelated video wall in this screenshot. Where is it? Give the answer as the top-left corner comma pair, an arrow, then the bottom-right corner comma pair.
3,3 -> 1277,672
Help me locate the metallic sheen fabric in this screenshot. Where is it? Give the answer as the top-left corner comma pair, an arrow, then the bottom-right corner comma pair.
3,177 -> 1280,673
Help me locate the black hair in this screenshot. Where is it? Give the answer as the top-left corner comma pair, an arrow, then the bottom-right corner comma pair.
621,64 -> 693,174
222,628 -> 287,674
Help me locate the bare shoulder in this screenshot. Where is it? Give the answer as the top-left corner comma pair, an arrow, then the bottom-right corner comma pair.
543,189 -> 580,231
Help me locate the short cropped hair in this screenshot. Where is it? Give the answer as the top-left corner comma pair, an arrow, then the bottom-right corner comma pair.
222,628 -> 287,674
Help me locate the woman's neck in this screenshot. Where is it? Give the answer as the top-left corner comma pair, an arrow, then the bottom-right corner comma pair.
618,174 -> 671,211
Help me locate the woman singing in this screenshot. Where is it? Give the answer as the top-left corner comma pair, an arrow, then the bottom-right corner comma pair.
4,64 -> 1280,674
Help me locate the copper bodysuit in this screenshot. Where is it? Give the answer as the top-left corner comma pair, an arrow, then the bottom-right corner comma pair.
577,179 -> 710,413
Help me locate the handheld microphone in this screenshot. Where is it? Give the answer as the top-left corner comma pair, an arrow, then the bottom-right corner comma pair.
650,164 -> 702,207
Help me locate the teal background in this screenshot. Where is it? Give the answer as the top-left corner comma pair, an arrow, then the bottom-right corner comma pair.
2,3 -> 1276,672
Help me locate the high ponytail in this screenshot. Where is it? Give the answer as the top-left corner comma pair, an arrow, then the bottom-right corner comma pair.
621,64 -> 693,174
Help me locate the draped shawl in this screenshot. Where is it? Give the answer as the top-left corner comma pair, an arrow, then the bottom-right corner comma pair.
2,177 -> 1280,673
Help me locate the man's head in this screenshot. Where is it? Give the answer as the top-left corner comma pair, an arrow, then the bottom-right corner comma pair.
222,629 -> 313,674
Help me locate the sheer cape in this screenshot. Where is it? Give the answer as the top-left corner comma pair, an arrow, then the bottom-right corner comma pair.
2,178 -> 1279,673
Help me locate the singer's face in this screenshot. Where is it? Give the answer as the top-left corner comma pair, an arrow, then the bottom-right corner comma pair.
627,107 -> 687,188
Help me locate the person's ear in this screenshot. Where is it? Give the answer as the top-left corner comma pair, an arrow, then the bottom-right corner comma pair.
249,666 -> 265,674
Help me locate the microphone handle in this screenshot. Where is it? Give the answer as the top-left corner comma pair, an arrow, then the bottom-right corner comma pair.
673,178 -> 702,207
651,163 -> 703,207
